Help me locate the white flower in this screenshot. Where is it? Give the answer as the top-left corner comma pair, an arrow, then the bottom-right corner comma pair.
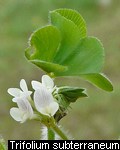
8,79 -> 32,102
32,75 -> 55,93
10,97 -> 34,123
32,75 -> 59,116
33,85 -> 59,116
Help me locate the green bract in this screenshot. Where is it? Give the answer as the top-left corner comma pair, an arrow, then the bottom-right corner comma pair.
53,86 -> 88,122
25,8 -> 113,92
58,86 -> 87,103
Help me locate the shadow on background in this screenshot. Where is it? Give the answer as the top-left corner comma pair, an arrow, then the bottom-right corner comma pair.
0,0 -> 120,140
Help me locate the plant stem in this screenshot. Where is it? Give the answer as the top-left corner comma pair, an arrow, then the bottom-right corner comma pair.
51,123 -> 69,140
41,116 -> 69,140
47,128 -> 55,140
0,138 -> 7,150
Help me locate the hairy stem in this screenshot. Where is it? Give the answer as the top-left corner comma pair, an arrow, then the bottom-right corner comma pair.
51,123 -> 69,140
0,138 -> 7,150
47,128 -> 55,140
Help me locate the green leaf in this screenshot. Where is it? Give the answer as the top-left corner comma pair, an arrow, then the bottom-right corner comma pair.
80,73 -> 113,92
56,37 -> 104,76
25,25 -> 61,62
51,8 -> 87,37
53,86 -> 88,122
58,86 -> 88,102
25,9 -> 113,92
50,9 -> 86,64
30,59 -> 67,73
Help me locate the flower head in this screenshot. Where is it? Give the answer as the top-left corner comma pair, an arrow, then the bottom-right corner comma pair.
32,75 -> 55,93
33,83 -> 59,116
8,75 -> 59,123
10,97 -> 34,123
8,79 -> 32,102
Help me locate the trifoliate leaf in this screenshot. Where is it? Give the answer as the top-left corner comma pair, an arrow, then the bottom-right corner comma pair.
25,8 -> 113,92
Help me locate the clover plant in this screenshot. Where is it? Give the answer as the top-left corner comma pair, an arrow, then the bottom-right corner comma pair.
8,9 -> 113,140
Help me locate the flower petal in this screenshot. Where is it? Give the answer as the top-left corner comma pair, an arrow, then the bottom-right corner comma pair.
10,107 -> 22,122
16,98 -> 33,118
31,81 -> 42,90
7,88 -> 21,97
21,91 -> 32,98
22,113 -> 31,123
20,79 -> 28,91
39,102 -> 59,116
12,98 -> 18,102
47,102 -> 59,116
34,86 -> 54,113
42,75 -> 54,89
